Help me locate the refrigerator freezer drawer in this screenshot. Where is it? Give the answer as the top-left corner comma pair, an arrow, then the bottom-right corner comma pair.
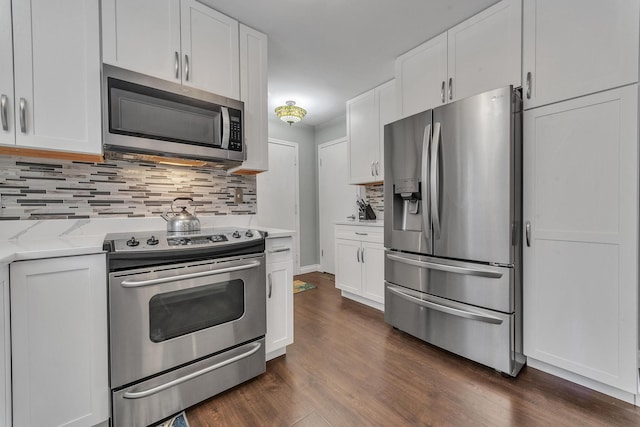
385,283 -> 520,375
385,250 -> 514,313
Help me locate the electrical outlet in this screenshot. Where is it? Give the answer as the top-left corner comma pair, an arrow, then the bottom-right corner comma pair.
233,188 -> 244,203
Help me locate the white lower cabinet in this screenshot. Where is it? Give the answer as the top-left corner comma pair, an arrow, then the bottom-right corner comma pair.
10,254 -> 109,427
523,85 -> 638,397
335,224 -> 384,310
0,264 -> 9,427
265,236 -> 294,360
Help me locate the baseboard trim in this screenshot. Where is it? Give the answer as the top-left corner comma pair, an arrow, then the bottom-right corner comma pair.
266,347 -> 286,362
340,290 -> 384,312
299,264 -> 320,274
527,357 -> 637,405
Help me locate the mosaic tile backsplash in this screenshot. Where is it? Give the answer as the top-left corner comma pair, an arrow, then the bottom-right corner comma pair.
364,183 -> 384,217
0,156 -> 256,220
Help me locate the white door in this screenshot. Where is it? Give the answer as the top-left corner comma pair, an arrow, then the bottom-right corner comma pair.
447,0 -> 521,102
181,0 -> 239,98
523,85 -> 638,393
522,0 -> 639,109
12,0 -> 101,154
0,0 -> 14,146
318,138 -> 359,274
395,31 -> 447,118
101,0 -> 181,82
257,140 -> 300,273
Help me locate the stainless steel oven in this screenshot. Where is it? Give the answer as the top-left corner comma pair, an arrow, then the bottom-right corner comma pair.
104,228 -> 266,427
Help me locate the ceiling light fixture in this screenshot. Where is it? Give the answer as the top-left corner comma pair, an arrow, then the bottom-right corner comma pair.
275,100 -> 307,125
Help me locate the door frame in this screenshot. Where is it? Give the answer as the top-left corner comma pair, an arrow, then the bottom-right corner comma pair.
266,138 -> 301,274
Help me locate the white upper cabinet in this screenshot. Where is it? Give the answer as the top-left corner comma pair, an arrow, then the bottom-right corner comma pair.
447,0 -> 521,102
395,32 -> 447,118
0,0 -> 14,147
229,24 -> 269,174
522,0 -> 639,109
347,80 -> 395,184
523,85 -> 638,394
102,0 -> 240,99
1,0 -> 101,155
396,0 -> 521,118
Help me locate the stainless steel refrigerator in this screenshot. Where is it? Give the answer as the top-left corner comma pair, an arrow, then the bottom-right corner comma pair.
383,86 -> 525,376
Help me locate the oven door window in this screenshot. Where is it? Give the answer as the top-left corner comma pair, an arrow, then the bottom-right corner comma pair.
148,279 -> 244,342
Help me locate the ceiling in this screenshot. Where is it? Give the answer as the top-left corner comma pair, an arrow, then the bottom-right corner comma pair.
200,0 -> 500,127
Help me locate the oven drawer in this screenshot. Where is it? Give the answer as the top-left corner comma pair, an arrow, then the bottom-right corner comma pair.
385,250 -> 514,312
112,338 -> 265,427
385,283 -> 516,375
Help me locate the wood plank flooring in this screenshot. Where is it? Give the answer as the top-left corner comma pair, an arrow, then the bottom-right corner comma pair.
187,272 -> 640,426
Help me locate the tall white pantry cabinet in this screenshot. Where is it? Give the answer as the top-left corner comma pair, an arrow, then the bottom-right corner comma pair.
521,0 -> 640,403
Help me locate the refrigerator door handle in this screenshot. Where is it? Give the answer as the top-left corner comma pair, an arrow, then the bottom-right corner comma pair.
386,253 -> 503,279
386,285 -> 503,325
421,124 -> 432,237
431,122 -> 441,239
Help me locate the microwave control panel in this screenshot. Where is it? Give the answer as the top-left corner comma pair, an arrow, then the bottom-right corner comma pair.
228,108 -> 243,152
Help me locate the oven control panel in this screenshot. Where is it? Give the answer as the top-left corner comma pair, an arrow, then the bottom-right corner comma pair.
105,228 -> 263,253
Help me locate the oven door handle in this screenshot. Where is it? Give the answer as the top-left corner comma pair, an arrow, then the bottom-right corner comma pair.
120,261 -> 261,288
122,341 -> 262,399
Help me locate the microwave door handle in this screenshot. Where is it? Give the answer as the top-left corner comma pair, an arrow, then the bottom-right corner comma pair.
421,123 -> 431,237
221,106 -> 230,149
120,260 -> 261,288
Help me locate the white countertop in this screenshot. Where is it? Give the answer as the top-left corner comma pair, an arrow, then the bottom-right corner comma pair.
0,216 -> 295,265
335,220 -> 384,227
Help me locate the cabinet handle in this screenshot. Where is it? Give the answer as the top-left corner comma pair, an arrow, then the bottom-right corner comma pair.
268,247 -> 290,254
184,54 -> 190,81
347,214 -> 356,220
525,221 -> 531,247
174,51 -> 180,79
267,273 -> 273,298
526,72 -> 532,99
441,81 -> 445,103
370,161 -> 374,176
375,160 -> 379,176
1,94 -> 7,131
356,248 -> 360,263
448,77 -> 453,100
355,232 -> 368,236
362,248 -> 365,263
19,98 -> 26,133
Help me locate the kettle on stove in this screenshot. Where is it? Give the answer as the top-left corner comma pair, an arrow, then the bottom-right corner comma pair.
161,197 -> 201,232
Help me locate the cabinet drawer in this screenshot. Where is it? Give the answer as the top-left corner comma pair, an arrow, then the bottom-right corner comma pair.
266,237 -> 293,262
335,226 -> 383,243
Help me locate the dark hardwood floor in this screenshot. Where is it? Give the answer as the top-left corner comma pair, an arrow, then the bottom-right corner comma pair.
187,272 -> 640,426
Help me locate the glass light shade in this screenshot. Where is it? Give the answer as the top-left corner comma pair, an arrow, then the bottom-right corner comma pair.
275,101 -> 307,125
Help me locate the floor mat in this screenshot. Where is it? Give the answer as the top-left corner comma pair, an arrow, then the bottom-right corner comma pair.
157,411 -> 190,427
293,279 -> 316,293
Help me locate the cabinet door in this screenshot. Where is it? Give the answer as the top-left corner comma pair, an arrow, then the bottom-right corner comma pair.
447,0 -> 521,102
231,24 -> 268,173
361,242 -> 384,304
0,0 -> 13,146
347,89 -> 379,184
181,0 -> 239,98
523,0 -> 639,109
335,239 -> 362,294
11,254 -> 109,427
0,265 -> 9,427
266,259 -> 293,354
523,85 -> 638,393
395,32 -> 447,118
102,0 -> 182,83
12,0 -> 101,154
377,79 -> 396,180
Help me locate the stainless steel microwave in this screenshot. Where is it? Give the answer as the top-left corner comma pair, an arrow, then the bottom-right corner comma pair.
102,64 -> 245,163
